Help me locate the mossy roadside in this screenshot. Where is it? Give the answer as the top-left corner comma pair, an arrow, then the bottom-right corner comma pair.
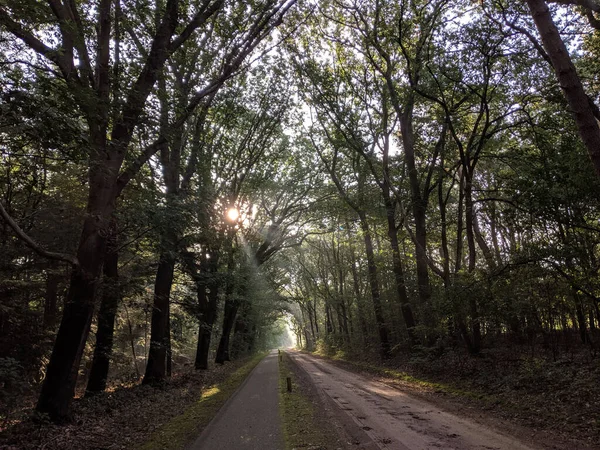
138,352 -> 267,450
278,350 -> 343,450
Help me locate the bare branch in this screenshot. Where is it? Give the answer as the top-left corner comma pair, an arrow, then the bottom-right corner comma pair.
0,201 -> 79,266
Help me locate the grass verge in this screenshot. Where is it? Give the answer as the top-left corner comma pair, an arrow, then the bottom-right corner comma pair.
138,352 -> 267,450
279,350 -> 336,450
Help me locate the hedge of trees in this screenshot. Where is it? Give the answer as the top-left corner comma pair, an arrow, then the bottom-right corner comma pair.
1,0 -> 600,423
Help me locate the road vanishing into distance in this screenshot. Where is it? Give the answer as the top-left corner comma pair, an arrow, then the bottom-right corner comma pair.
192,349 -> 536,450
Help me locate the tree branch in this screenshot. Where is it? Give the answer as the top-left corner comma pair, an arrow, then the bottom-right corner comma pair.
0,9 -> 72,77
549,0 -> 600,13
0,201 -> 79,266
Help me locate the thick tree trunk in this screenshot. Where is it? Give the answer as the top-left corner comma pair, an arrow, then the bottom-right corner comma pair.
36,160 -> 117,421
194,257 -> 220,370
215,248 -> 237,365
231,302 -> 252,359
195,320 -> 213,370
526,0 -> 600,176
86,232 -> 120,395
360,217 -> 391,359
400,112 -> 432,310
143,248 -> 175,383
215,302 -> 238,364
575,297 -> 589,344
37,269 -> 99,420
385,205 -> 417,344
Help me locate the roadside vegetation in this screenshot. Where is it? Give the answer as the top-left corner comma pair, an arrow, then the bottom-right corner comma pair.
0,355 -> 264,450
279,351 -> 341,450
2,0 -> 600,446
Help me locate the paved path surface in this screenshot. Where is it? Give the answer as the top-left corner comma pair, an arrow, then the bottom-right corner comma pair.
290,350 -> 535,450
190,350 -> 283,450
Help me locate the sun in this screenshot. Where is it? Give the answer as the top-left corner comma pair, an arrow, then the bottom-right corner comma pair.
226,207 -> 240,222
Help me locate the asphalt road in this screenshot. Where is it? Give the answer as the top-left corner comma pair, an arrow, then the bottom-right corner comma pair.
190,350 -> 283,450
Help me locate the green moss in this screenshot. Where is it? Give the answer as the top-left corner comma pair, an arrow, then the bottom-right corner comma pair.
278,351 -> 333,450
137,352 -> 267,450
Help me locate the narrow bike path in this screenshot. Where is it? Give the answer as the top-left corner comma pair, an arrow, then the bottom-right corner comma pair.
190,350 -> 283,450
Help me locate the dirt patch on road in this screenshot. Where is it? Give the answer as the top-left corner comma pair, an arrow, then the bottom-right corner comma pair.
281,351 -> 377,449
290,351 -> 594,450
307,352 -> 598,450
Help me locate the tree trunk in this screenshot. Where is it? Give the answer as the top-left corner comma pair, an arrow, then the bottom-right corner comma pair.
400,112 -> 432,310
215,302 -> 238,364
215,247 -> 237,365
86,231 -> 120,395
526,0 -> 600,176
194,256 -> 220,370
387,212 -> 417,344
231,302 -> 252,359
143,248 -> 175,384
360,217 -> 390,359
350,253 -> 369,347
464,175 -> 482,354
325,304 -> 334,334
465,176 -> 477,273
36,162 -> 117,421
166,306 -> 172,377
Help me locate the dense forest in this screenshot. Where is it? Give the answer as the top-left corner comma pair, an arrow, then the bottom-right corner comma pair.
1,0 -> 600,441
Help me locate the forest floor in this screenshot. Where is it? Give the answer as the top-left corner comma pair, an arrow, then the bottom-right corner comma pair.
309,345 -> 600,449
0,354 -> 265,450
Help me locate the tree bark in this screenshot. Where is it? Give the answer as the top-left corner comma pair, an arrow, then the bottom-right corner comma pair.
526,0 -> 600,176
215,244 -> 237,364
349,245 -> 369,347
463,175 -> 482,353
399,111 -> 432,310
36,158 -> 117,420
86,229 -> 120,395
360,217 -> 391,359
194,253 -> 220,370
386,205 -> 417,344
215,302 -> 238,364
143,246 -> 175,383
